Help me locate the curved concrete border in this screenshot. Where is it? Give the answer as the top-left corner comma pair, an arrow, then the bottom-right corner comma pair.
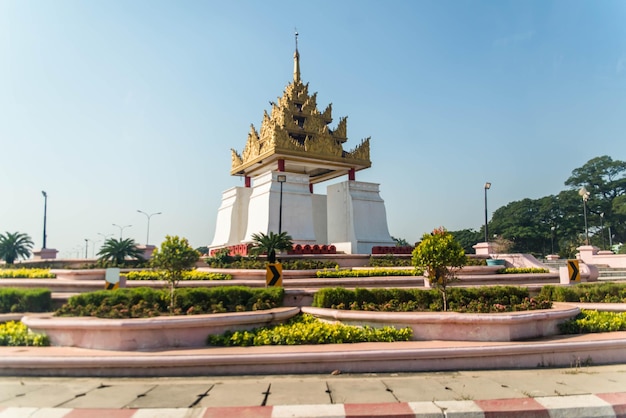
1,332 -> 626,377
302,303 -> 580,341
22,307 -> 300,351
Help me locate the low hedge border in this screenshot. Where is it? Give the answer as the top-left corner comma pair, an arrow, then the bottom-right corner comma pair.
539,283 -> 626,303
0,268 -> 56,279
124,270 -> 232,281
0,288 -> 52,313
54,286 -> 284,318
312,286 -> 552,313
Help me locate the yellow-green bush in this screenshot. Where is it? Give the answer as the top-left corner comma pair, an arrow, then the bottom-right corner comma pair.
207,313 -> 412,346
0,268 -> 56,279
0,321 -> 49,346
124,270 -> 231,281
559,310 -> 626,334
316,268 -> 417,278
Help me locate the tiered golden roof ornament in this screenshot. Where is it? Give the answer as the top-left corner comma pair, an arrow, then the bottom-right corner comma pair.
231,33 -> 371,184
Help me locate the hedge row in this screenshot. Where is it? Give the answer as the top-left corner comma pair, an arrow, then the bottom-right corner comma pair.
312,286 -> 552,313
0,268 -> 56,279
0,288 -> 52,313
54,286 -> 284,318
316,268 -> 417,278
539,283 -> 626,303
124,270 -> 232,281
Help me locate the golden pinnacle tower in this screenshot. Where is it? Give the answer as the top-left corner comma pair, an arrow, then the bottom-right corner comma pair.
230,32 -> 371,185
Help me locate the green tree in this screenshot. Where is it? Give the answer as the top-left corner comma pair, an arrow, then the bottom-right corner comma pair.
391,236 -> 410,247
412,227 -> 466,311
565,155 -> 626,243
448,229 -> 482,254
97,238 -> 144,266
150,235 -> 200,313
0,232 -> 34,264
249,231 -> 293,263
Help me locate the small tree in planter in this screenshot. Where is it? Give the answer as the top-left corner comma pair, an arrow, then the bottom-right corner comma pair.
412,227 -> 466,311
249,231 -> 293,263
150,235 -> 200,314
489,235 -> 514,265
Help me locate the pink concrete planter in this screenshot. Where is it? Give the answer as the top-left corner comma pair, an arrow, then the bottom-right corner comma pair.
22,307 -> 300,351
301,303 -> 580,342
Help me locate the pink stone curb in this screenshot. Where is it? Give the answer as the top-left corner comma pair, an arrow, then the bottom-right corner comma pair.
1,393 -> 625,418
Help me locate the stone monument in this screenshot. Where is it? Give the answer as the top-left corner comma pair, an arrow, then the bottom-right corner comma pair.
209,35 -> 394,254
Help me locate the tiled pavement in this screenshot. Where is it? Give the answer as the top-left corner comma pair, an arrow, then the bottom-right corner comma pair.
1,366 -> 626,417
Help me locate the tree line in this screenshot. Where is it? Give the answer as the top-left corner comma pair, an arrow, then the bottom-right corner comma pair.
450,155 -> 626,258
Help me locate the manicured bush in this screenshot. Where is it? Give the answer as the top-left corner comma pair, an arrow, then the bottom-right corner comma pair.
55,286 -> 284,318
0,288 -> 52,313
207,313 -> 412,346
0,321 -> 49,346
124,270 -> 232,281
559,310 -> 626,334
316,268 -> 417,278
497,267 -> 549,274
369,255 -> 412,267
0,268 -> 56,278
204,255 -> 337,270
539,283 -> 626,303
312,286 -> 551,313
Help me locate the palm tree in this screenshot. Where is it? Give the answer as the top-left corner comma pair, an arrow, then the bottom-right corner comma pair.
0,232 -> 34,264
249,231 -> 293,262
97,238 -> 144,266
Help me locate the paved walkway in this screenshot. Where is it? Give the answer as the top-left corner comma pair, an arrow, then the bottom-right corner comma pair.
1,365 -> 626,417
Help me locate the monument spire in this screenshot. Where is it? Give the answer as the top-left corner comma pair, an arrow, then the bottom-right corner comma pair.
293,29 -> 300,82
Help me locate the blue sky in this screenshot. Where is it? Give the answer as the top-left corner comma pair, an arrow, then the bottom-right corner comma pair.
1,0 -> 625,257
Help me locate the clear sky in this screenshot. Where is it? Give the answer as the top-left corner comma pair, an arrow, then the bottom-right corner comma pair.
1,0 -> 625,258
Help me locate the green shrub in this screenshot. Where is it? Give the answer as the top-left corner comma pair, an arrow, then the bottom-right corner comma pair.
124,270 -> 232,281
55,286 -> 284,318
0,321 -> 49,346
559,310 -> 626,334
312,286 -> 551,313
539,283 -> 626,303
204,255 -> 337,270
497,267 -> 549,274
207,313 -> 412,346
369,255 -> 412,267
315,268 -> 417,278
0,288 -> 52,313
0,268 -> 56,278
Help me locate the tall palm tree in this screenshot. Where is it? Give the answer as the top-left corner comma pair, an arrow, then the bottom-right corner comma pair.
97,238 -> 144,266
0,232 -> 34,264
249,231 -> 293,262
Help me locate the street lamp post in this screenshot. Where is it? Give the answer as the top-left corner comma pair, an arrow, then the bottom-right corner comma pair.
41,191 -> 48,249
550,226 -> 556,255
84,238 -> 90,259
277,175 -> 287,234
136,210 -> 162,245
484,182 -> 491,243
112,224 -> 132,239
579,187 -> 590,245
600,212 -> 605,250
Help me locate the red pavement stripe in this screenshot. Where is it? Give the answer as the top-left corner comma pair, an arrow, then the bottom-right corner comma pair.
344,402 -> 415,418
62,409 -> 137,418
597,393 -> 626,418
475,398 -> 550,418
202,405 -> 273,418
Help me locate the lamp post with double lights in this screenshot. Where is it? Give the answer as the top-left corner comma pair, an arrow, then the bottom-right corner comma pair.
484,182 -> 491,243
41,191 -> 48,249
112,224 -> 132,240
277,175 -> 287,234
136,210 -> 162,245
579,187 -> 590,245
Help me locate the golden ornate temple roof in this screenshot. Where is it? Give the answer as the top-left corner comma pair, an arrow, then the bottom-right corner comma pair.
230,36 -> 371,184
